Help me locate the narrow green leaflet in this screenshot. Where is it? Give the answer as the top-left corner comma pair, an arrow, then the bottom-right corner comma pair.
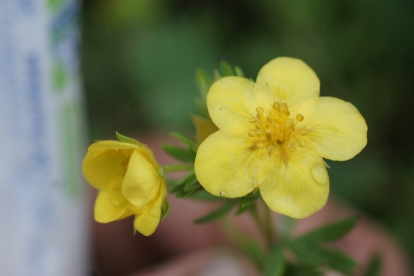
190,189 -> 221,201
319,249 -> 357,275
195,68 -> 211,99
362,254 -> 382,276
263,246 -> 286,276
194,202 -> 235,224
161,198 -> 170,220
235,66 -> 244,77
161,144 -> 195,162
220,60 -> 235,76
116,132 -> 141,146
296,216 -> 358,245
170,131 -> 196,150
290,242 -> 325,267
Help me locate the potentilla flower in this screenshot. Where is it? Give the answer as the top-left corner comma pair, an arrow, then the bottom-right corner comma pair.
83,138 -> 167,236
194,57 -> 367,218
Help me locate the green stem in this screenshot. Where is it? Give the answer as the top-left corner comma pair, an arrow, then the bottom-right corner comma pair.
250,200 -> 278,249
163,164 -> 193,173
263,202 -> 277,247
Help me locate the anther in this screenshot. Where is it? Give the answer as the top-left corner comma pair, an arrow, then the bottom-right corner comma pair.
272,102 -> 279,110
256,142 -> 265,148
248,131 -> 256,137
296,114 -> 304,122
249,118 -> 256,123
280,103 -> 288,111
256,107 -> 264,113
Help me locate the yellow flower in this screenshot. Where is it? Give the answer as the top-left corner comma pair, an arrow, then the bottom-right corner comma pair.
194,57 -> 367,218
83,138 -> 167,236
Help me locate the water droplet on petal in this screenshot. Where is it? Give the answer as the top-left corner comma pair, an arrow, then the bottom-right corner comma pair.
111,200 -> 120,206
311,163 -> 328,185
220,190 -> 228,198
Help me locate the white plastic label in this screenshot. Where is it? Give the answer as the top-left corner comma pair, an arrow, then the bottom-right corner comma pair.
0,0 -> 88,275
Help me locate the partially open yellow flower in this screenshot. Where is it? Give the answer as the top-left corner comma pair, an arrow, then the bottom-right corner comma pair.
194,57 -> 367,218
83,139 -> 167,236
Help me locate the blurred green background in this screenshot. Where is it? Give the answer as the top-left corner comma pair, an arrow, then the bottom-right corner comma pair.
81,0 -> 414,265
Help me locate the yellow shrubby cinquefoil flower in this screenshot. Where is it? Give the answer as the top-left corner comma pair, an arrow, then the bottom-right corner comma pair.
194,57 -> 367,218
83,137 -> 167,236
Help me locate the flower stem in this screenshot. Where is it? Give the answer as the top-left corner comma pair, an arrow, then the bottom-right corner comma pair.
263,202 -> 277,247
163,164 -> 193,173
250,200 -> 278,249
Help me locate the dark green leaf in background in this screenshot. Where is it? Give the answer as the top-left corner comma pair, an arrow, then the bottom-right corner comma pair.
362,254 -> 382,276
161,144 -> 195,162
194,202 -> 235,224
296,217 -> 358,245
263,246 -> 286,276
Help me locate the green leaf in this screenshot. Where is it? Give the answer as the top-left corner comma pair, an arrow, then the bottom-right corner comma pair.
190,189 -> 221,201
161,144 -> 194,162
297,216 -> 358,245
116,132 -> 141,146
161,198 -> 170,220
220,61 -> 235,76
362,254 -> 382,276
170,131 -> 196,149
195,68 -> 211,99
290,242 -> 325,267
263,246 -> 286,276
235,66 -> 244,77
194,202 -> 235,224
319,249 -> 357,275
183,177 -> 201,192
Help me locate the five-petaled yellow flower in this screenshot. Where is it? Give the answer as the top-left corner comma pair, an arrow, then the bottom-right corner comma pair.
194,57 -> 367,218
83,139 -> 167,236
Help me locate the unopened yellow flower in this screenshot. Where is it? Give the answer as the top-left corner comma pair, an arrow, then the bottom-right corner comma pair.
83,139 -> 167,236
194,57 -> 367,218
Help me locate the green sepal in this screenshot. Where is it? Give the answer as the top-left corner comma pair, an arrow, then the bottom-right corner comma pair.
362,254 -> 382,276
263,246 -> 286,276
161,144 -> 195,162
194,202 -> 235,224
116,132 -> 141,146
220,60 -> 235,76
170,131 -> 196,150
296,216 -> 358,245
235,66 -> 244,77
236,190 -> 260,215
161,198 -> 170,220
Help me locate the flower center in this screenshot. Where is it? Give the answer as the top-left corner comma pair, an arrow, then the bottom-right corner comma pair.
248,102 -> 307,155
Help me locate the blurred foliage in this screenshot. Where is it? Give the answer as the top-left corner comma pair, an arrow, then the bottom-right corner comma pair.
81,0 -> 414,266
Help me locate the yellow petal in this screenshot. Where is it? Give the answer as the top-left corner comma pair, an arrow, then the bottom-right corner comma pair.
298,97 -> 367,161
207,76 -> 257,129
94,190 -> 131,223
195,127 -> 263,198
122,150 -> 161,208
256,57 -> 320,112
134,184 -> 166,236
259,147 -> 329,219
83,141 -> 135,191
